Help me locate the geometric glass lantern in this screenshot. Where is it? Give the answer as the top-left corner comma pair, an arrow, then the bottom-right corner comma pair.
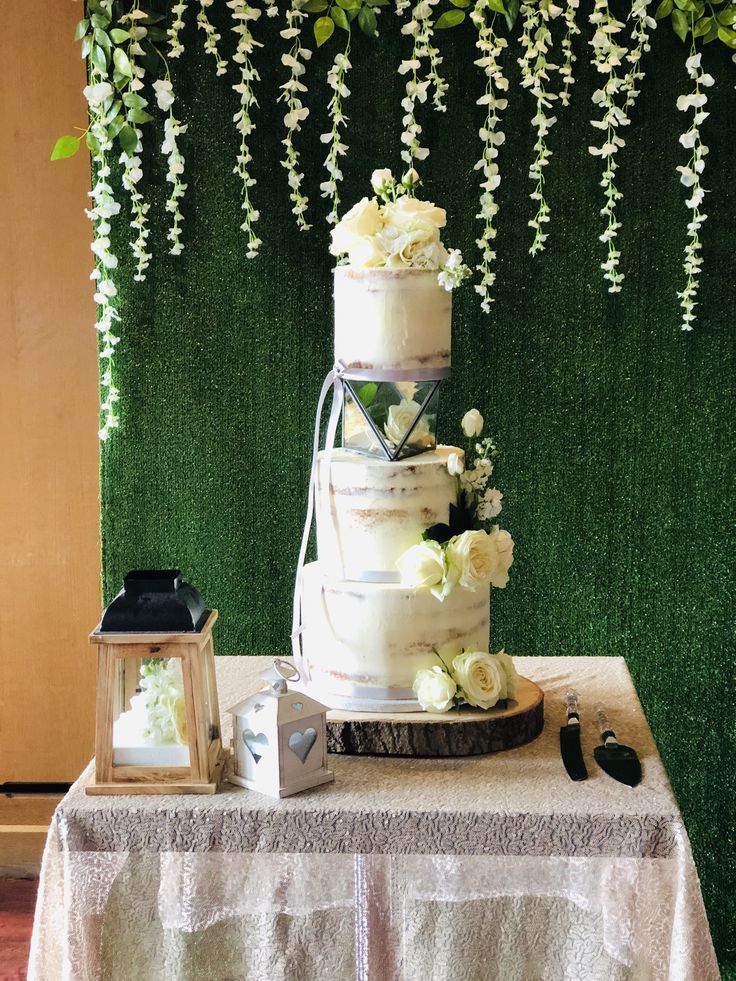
86,570 -> 225,795
342,378 -> 441,461
228,659 -> 333,799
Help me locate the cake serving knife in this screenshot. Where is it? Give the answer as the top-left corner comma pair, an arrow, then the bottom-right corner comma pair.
560,689 -> 588,781
593,706 -> 642,787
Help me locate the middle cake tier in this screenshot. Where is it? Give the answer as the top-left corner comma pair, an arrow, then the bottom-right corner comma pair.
316,445 -> 459,581
300,561 -> 490,712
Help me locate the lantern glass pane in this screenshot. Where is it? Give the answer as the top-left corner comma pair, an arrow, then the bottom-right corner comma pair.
342,379 -> 440,460
111,654 -> 190,767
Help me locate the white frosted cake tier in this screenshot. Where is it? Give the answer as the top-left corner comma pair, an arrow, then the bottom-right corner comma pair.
316,446 -> 458,581
333,267 -> 451,374
300,562 -> 490,712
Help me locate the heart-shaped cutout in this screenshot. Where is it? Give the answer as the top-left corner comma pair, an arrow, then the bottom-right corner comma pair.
292,701 -> 304,712
242,729 -> 268,764
288,727 -> 317,764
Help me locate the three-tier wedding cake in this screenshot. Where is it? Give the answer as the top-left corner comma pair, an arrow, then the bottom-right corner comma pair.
293,170 -> 516,715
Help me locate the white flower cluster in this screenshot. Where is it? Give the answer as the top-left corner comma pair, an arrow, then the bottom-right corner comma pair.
168,2 -> 189,59
279,0 -> 312,229
162,114 -> 188,257
139,658 -> 188,746
228,0 -> 264,258
321,48 -> 352,225
398,0 -> 443,165
676,50 -> 713,332
413,648 -> 517,713
588,0 -> 630,293
471,0 -> 509,314
519,0 -> 563,256
119,125 -> 151,281
197,0 -> 229,75
330,173 -> 471,288
558,0 -> 581,107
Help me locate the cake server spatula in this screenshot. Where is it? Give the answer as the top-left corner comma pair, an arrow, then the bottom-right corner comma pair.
560,690 -> 587,781
593,706 -> 642,787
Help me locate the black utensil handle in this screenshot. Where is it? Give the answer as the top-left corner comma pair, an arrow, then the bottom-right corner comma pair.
596,706 -> 618,745
564,689 -> 581,725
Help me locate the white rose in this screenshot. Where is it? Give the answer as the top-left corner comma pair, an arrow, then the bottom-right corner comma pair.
485,525 -> 515,588
384,398 -> 431,447
495,648 -> 518,700
383,195 -> 446,229
413,665 -> 457,712
452,650 -> 506,709
396,540 -> 446,590
382,227 -> 448,270
447,451 -> 465,476
346,235 -> 387,268
329,197 -> 383,258
445,529 -> 496,591
461,408 -> 484,437
370,168 -> 394,195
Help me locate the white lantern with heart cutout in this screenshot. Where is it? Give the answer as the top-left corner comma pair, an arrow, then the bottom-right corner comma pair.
227,659 -> 334,798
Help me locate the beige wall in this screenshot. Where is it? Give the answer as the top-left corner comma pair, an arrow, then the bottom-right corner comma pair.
0,1 -> 100,782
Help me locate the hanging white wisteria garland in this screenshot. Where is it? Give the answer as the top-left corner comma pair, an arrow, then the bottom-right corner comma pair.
53,0 -> 735,439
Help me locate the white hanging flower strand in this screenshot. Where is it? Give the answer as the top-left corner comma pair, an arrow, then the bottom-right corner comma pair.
197,0 -> 229,75
558,0 -> 580,106
321,45 -> 352,225
399,0 -> 441,166
118,9 -> 152,282
518,0 -> 563,256
279,0 -> 312,229
228,0 -> 264,258
676,48 -> 713,331
471,0 -> 509,313
623,0 -> 656,113
168,1 -> 189,59
588,0 -> 629,293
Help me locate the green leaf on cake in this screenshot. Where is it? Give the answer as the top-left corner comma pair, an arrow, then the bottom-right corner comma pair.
423,523 -> 453,544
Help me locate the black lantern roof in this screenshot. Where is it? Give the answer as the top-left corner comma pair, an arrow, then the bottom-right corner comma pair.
99,570 -> 208,633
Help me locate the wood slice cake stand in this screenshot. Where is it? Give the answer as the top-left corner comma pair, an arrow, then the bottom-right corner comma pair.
326,675 -> 543,757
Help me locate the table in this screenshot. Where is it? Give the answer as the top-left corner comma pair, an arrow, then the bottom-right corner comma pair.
28,656 -> 719,981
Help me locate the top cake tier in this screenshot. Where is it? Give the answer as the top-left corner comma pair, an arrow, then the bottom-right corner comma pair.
334,267 -> 451,375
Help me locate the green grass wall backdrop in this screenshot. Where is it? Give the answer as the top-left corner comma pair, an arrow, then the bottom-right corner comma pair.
100,6 -> 734,970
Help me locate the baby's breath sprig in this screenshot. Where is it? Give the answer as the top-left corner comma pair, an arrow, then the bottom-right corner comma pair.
518,0 -> 562,256
280,0 -> 313,229
623,0 -> 656,112
471,0 -> 509,313
197,0 -> 229,75
676,44 -> 713,331
228,0 -> 264,257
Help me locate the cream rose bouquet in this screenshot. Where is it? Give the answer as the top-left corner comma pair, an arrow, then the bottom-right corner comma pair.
329,169 -> 471,291
397,409 -> 514,600
413,648 -> 518,713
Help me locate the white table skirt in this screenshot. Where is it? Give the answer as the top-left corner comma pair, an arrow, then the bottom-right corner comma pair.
28,656 -> 720,981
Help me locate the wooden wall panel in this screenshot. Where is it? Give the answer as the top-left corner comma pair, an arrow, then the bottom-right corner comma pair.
0,1 -> 100,782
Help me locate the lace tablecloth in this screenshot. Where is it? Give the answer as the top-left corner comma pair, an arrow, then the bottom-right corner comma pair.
29,656 -> 719,981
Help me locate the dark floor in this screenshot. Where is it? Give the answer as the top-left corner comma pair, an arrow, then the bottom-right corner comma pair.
0,879 -> 37,981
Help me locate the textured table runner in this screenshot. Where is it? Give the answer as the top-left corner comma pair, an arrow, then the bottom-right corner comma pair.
57,656 -> 680,857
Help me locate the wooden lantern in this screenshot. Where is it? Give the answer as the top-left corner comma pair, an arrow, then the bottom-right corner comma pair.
228,659 -> 334,798
87,604 -> 225,796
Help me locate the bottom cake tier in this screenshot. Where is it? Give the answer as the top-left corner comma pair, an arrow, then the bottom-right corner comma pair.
299,561 -> 490,712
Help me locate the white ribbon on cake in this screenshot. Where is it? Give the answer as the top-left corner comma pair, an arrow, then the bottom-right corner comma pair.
290,360 -> 450,691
